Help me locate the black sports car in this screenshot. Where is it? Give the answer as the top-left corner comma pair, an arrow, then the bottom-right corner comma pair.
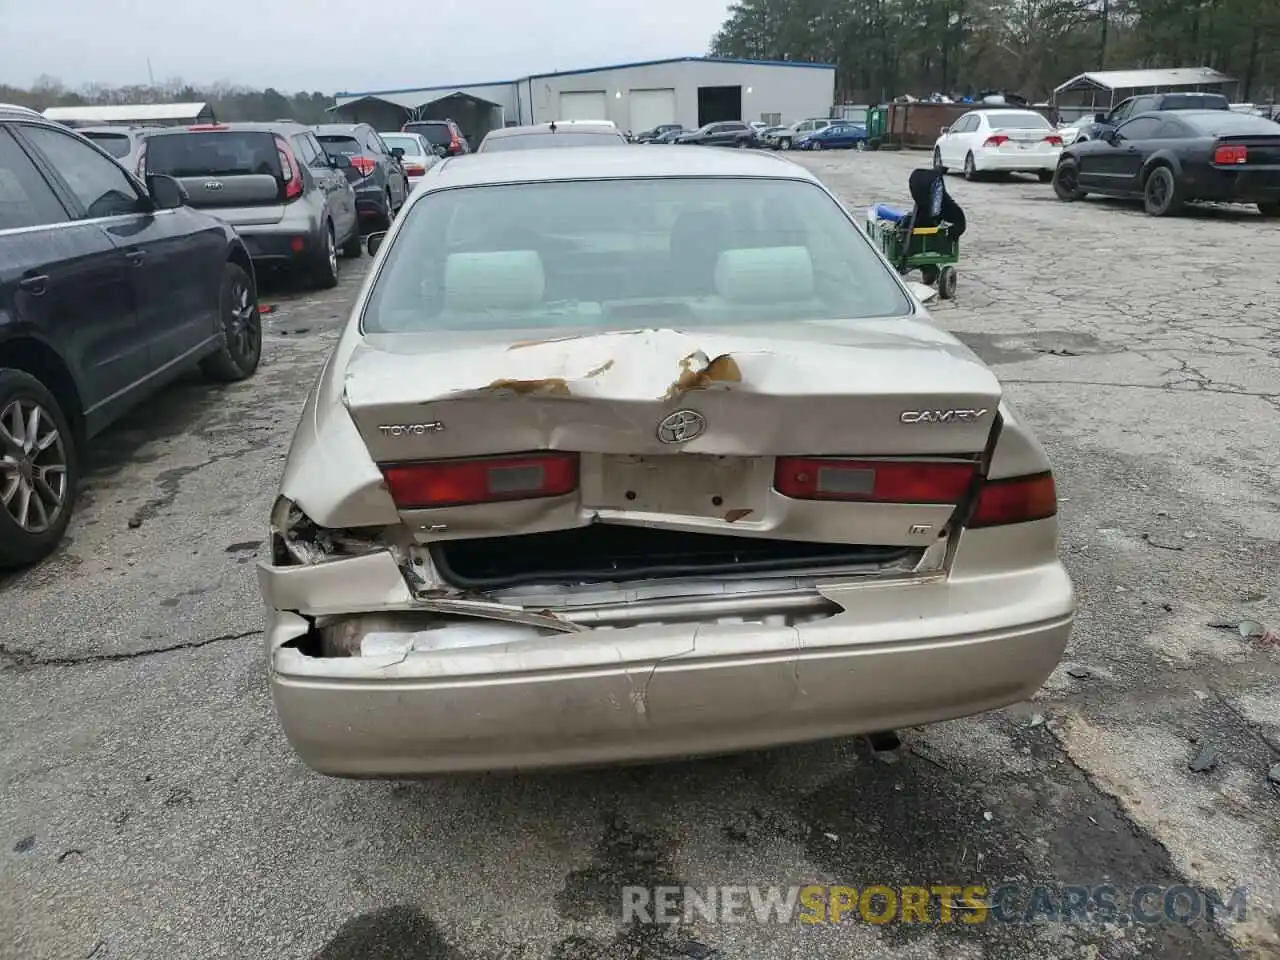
1051,109 -> 1280,217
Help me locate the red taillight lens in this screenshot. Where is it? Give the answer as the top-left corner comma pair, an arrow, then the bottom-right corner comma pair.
1213,144 -> 1247,165
969,472 -> 1058,527
1043,135 -> 1063,146
983,135 -> 1009,147
449,136 -> 461,153
404,162 -> 425,176
773,458 -> 978,503
274,135 -> 303,200
351,155 -> 377,177
381,453 -> 579,509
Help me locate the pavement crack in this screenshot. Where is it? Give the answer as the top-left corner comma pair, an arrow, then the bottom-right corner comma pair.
1002,377 -> 1279,401
0,629 -> 260,671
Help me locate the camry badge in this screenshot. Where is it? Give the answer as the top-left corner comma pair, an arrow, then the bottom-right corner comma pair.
657,409 -> 706,444
203,180 -> 224,191
900,408 -> 989,425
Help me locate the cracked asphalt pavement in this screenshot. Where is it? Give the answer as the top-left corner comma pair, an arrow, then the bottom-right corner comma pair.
3,151 -> 1279,960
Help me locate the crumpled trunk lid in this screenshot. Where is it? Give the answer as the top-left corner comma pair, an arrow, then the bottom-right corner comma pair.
343,325 -> 1002,463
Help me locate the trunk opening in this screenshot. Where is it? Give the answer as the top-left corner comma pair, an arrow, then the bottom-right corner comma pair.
430,524 -> 917,589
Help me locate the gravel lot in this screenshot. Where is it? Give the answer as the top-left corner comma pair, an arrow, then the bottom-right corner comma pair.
2,149 -> 1278,960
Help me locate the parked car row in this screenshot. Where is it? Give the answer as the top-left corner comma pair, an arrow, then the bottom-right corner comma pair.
931,104 -> 1280,219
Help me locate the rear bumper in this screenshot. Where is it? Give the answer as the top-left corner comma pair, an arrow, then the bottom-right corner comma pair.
265,528 -> 1075,776
1187,168 -> 1280,204
235,226 -> 317,267
355,187 -> 390,220
976,148 -> 1060,172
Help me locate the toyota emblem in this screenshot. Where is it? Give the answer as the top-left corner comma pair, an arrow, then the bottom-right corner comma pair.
656,409 -> 707,444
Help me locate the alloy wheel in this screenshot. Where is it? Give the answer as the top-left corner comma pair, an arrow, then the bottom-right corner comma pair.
226,277 -> 259,361
0,398 -> 68,534
326,229 -> 338,280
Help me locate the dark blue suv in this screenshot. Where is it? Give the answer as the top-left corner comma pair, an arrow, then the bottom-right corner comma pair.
0,104 -> 261,567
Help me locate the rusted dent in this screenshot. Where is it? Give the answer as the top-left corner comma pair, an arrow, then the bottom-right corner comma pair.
664,352 -> 743,400
485,377 -> 572,396
723,508 -> 753,524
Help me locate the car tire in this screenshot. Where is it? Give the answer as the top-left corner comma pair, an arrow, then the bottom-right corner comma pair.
779,137 -> 792,151
1257,202 -> 1280,218
310,224 -> 339,290
1143,165 -> 1182,217
1052,160 -> 1086,201
933,148 -> 947,173
0,369 -> 79,569
963,152 -> 978,181
855,140 -> 866,152
736,138 -> 748,149
200,262 -> 262,383
1037,170 -> 1054,183
340,227 -> 363,259
814,140 -> 824,150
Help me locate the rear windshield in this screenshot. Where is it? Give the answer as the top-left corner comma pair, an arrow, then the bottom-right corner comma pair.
146,132 -> 281,177
479,131 -> 625,152
381,134 -> 424,155
1162,95 -> 1228,109
363,176 -> 913,334
82,132 -> 131,158
1182,112 -> 1280,136
404,123 -> 452,146
988,112 -> 1051,129
317,134 -> 363,156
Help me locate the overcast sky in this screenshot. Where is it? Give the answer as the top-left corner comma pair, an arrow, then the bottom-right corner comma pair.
2,0 -> 733,93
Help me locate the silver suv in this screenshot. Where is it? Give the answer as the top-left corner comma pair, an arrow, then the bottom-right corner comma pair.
76,126 -> 155,175
140,121 -> 361,289
774,118 -> 834,151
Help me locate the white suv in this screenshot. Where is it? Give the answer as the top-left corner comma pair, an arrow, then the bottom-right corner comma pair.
776,118 -> 833,151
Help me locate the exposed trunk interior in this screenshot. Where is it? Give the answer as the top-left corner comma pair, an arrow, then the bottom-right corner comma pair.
431,524 -> 916,589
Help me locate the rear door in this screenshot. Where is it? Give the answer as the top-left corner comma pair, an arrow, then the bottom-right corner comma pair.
0,125 -> 142,425
18,122 -> 225,376
145,130 -> 286,227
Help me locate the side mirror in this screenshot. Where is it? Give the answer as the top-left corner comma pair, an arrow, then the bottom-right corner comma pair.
367,231 -> 387,256
147,174 -> 187,210
330,154 -> 352,169
1103,129 -> 1121,144
1094,113 -> 1107,124
940,125 -> 950,135
391,146 -> 405,158
433,145 -> 448,158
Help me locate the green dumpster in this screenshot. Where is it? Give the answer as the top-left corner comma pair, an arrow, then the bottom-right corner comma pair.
864,106 -> 887,148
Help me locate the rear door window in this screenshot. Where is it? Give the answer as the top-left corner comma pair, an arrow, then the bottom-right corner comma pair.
406,124 -> 451,146
82,132 -> 132,159
18,124 -> 142,220
0,127 -> 69,229
291,133 -> 320,167
146,131 -> 282,178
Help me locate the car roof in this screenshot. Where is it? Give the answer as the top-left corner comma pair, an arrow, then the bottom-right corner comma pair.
427,145 -> 809,189
484,122 -> 620,140
145,121 -> 311,137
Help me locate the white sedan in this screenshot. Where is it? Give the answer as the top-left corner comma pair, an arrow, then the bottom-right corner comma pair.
932,109 -> 1063,182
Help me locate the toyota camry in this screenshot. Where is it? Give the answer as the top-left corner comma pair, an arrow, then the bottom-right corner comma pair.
260,147 -> 1074,777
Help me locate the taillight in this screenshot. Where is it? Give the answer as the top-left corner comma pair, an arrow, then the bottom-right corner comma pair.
274,135 -> 303,200
350,155 -> 377,177
983,135 -> 1009,147
449,135 -> 461,153
404,162 -> 425,176
773,458 -> 977,503
1043,135 -> 1063,146
1213,144 -> 1247,165
381,453 -> 579,509
969,472 -> 1058,527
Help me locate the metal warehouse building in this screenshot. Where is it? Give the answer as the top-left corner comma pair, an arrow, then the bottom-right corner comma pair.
331,57 -> 836,146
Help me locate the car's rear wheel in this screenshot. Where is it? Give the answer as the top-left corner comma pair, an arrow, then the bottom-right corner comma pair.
963,152 -> 978,181
310,224 -> 339,290
0,370 -> 78,569
855,139 -> 866,152
1143,165 -> 1182,217
1052,161 -> 1086,201
200,262 -> 262,383
1257,202 -> 1280,218
779,137 -> 792,151
814,140 -> 824,150
340,226 -> 363,258
933,148 -> 947,173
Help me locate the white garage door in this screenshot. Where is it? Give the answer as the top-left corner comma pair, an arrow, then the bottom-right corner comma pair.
629,88 -> 676,132
558,91 -> 608,121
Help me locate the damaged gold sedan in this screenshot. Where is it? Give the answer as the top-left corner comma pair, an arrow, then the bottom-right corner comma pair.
260,147 -> 1074,777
